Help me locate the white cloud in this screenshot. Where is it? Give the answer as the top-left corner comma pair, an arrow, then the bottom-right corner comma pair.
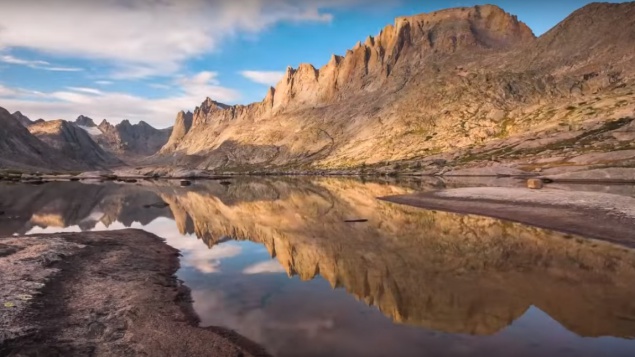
40,66 -> 83,72
0,54 -> 83,72
0,0 -> 362,78
240,70 -> 285,86
95,80 -> 113,86
1,54 -> 48,66
0,71 -> 240,127
66,87 -> 103,95
243,259 -> 286,274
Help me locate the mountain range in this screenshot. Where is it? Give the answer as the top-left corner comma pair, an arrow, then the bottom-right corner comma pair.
2,2 -> 634,176
0,110 -> 171,171
152,2 -> 635,176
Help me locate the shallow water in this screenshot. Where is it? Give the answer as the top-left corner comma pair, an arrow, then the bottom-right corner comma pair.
1,177 -> 635,357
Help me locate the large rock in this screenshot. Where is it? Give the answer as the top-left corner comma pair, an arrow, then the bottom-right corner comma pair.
160,111 -> 193,153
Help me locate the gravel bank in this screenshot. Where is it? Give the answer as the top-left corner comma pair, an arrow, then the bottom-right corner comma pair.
0,229 -> 271,357
380,188 -> 635,248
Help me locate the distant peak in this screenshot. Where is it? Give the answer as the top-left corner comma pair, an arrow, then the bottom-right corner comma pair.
98,119 -> 112,128
75,115 -> 96,127
200,97 -> 230,112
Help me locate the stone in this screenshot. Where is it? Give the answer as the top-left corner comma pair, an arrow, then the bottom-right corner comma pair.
180,180 -> 192,187
527,179 -> 544,189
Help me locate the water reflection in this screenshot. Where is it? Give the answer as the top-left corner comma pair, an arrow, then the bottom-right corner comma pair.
1,178 -> 635,356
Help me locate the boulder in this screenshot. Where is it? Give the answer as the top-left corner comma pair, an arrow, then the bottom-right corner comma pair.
527,178 -> 544,189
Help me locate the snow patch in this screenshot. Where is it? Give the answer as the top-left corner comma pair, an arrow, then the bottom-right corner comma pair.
78,125 -> 103,136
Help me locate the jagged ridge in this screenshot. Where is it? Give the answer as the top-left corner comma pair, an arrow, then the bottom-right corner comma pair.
157,3 -> 635,171
28,120 -> 122,168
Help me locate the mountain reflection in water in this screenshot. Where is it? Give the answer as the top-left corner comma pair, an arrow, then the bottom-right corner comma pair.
1,178 -> 635,357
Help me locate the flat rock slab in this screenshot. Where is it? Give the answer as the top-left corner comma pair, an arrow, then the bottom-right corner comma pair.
0,229 -> 271,357
380,188 -> 635,248
544,168 -> 635,183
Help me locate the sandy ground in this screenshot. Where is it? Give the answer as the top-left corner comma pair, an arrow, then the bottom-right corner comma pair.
0,230 -> 271,357
380,187 -> 635,248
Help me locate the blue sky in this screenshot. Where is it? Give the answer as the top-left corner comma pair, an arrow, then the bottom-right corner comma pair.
0,0 -> 606,127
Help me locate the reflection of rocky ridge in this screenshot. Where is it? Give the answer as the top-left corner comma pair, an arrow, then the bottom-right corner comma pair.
2,178 -> 635,338
157,178 -> 635,338
0,182 -> 171,236
0,182 -> 113,236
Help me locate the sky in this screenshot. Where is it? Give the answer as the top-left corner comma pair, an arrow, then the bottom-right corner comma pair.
0,0 -> 609,128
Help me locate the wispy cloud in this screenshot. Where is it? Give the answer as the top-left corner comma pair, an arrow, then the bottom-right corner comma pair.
240,70 -> 285,86
66,87 -> 103,95
0,55 -> 48,66
0,0 -> 364,78
0,71 -> 241,127
0,54 -> 83,72
95,80 -> 113,85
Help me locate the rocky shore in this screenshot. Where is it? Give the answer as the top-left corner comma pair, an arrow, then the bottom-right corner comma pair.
381,188 -> 635,248
0,230 -> 270,357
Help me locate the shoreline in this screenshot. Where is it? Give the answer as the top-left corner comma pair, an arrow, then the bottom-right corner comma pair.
380,188 -> 635,248
0,229 -> 271,357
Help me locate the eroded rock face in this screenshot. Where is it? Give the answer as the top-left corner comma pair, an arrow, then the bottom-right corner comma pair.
161,111 -> 194,153
157,3 -> 635,172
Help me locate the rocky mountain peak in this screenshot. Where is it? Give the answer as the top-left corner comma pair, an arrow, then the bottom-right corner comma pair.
27,119 -> 121,168
191,98 -> 231,127
161,110 -> 195,153
98,119 -> 114,131
93,118 -> 171,159
264,4 -> 535,112
157,2 -> 635,173
75,115 -> 96,127
200,97 -> 230,113
11,111 -> 33,127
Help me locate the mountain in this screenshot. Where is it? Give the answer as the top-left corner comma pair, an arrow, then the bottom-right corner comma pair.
161,110 -> 194,153
75,115 -> 96,127
28,120 -> 122,168
95,119 -> 171,159
0,107 -> 84,171
157,3 -> 635,175
11,111 -> 34,127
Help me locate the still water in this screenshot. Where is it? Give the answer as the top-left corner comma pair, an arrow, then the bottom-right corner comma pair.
1,177 -> 635,357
